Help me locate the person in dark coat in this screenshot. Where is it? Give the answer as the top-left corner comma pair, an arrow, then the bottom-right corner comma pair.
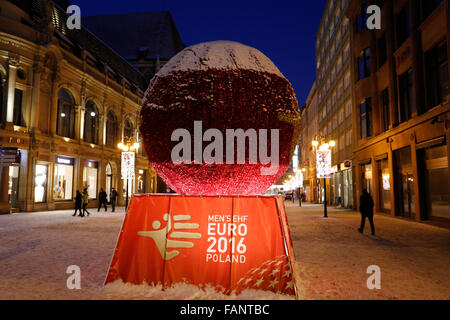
73,190 -> 82,216
358,189 -> 375,235
98,188 -> 108,212
110,188 -> 118,212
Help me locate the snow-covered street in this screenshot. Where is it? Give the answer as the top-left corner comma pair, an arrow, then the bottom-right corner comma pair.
0,202 -> 448,300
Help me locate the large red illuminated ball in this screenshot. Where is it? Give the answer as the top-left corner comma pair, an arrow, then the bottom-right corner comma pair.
140,41 -> 300,195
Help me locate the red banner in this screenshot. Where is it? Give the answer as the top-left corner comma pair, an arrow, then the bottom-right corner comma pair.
105,195 -> 298,296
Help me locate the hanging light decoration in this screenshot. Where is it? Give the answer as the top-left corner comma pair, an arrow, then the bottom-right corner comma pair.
140,41 -> 301,195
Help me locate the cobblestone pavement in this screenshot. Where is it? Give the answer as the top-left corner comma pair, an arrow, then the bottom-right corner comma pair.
0,203 -> 448,299
285,202 -> 450,299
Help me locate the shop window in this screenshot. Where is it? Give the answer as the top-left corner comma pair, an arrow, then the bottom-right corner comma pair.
56,89 -> 75,139
378,158 -> 391,213
34,164 -> 48,203
357,48 -> 371,81
8,166 -> 19,208
423,144 -> 449,220
394,147 -> 415,219
398,69 -> 415,122
381,88 -> 390,131
360,98 -> 373,138
425,41 -> 449,111
53,156 -> 74,201
137,169 -> 147,194
84,101 -> 99,144
13,88 -> 25,127
361,162 -> 373,195
396,5 -> 411,49
106,111 -> 118,147
83,161 -> 98,199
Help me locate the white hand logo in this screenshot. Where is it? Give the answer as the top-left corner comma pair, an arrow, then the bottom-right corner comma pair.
138,213 -> 201,260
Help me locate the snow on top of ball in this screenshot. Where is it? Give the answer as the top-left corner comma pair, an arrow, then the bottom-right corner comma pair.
155,40 -> 284,78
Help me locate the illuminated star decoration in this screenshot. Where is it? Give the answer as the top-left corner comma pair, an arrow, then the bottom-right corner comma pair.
234,255 -> 295,296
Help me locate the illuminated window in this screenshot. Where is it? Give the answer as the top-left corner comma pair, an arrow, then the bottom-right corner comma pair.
83,161 -> 98,200
54,156 -> 74,201
34,164 -> 48,203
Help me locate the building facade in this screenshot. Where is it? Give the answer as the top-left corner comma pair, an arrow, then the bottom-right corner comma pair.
315,0 -> 355,208
300,82 -> 320,202
0,0 -> 183,213
347,0 -> 450,222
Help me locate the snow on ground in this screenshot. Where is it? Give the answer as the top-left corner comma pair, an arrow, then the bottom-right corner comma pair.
0,202 -> 448,299
286,203 -> 450,300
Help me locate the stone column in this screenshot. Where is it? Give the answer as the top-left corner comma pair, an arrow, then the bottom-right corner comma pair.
79,106 -> 85,141
74,105 -> 80,140
98,112 -> 105,146
372,155 -> 380,213
102,108 -> 107,146
49,72 -> 60,135
410,134 -> 422,221
0,166 -> 9,203
30,56 -> 43,132
6,59 -> 19,125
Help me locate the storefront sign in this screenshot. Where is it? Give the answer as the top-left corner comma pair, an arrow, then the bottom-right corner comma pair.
56,156 -> 74,165
0,147 -> 20,166
316,149 -> 332,178
121,152 -> 135,180
105,195 -> 299,297
344,160 -> 352,168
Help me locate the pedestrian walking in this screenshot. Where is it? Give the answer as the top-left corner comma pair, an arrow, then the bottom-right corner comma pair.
98,188 -> 108,212
81,188 -> 90,217
358,189 -> 375,235
72,190 -> 82,216
110,187 -> 118,212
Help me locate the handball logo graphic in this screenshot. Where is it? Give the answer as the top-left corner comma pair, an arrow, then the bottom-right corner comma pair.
138,213 -> 201,261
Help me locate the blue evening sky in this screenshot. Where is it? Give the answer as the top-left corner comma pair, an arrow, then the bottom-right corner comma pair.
70,0 -> 327,105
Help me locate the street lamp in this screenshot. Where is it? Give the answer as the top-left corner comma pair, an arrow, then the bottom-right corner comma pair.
118,139 -> 140,210
312,137 -> 336,218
